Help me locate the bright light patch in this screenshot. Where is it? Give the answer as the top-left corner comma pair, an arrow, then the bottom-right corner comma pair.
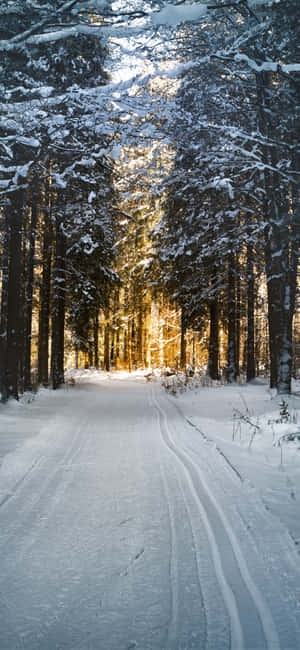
152,3 -> 207,27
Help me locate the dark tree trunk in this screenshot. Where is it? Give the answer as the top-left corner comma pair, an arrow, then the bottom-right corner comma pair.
278,153 -> 300,393
256,70 -> 297,393
104,311 -> 110,371
0,212 -> 9,401
6,190 -> 24,399
265,237 -> 281,389
24,202 -> 38,391
127,320 -> 132,372
18,231 -> 27,393
180,309 -> 187,370
137,294 -> 144,368
94,312 -> 99,369
256,70 -> 280,388
75,344 -> 79,369
235,256 -> 241,378
277,220 -> 297,394
110,329 -> 115,365
227,259 -> 237,383
114,290 -> 120,370
123,328 -> 128,364
88,339 -> 93,367
38,212 -> 52,386
51,217 -> 66,390
116,327 -> 120,370
207,298 -> 219,380
246,240 -> 255,382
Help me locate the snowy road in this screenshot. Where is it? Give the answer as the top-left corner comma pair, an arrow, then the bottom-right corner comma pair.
0,377 -> 300,649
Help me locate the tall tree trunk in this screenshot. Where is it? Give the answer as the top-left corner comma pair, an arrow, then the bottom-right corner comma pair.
6,190 -> 24,399
88,338 -> 93,367
256,70 -> 279,388
18,230 -> 27,394
123,327 -> 128,364
104,310 -> 110,371
180,308 -> 187,370
51,217 -> 66,390
227,259 -> 237,383
137,297 -> 144,368
75,344 -> 79,369
24,202 -> 38,391
207,298 -> 219,380
265,239 -> 281,388
277,218 -> 298,394
0,212 -> 9,401
256,70 -> 297,393
144,302 -> 151,369
38,211 -> 52,386
94,312 -> 99,369
235,256 -> 241,378
246,240 -> 255,382
114,290 -> 120,370
278,153 -> 300,393
110,329 -> 115,365
127,320 -> 132,372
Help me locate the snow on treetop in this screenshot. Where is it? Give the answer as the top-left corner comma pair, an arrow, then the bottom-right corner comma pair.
152,3 -> 207,27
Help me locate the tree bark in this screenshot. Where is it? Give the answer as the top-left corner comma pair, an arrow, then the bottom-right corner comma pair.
0,212 -> 9,401
246,240 -> 255,382
24,201 -> 38,391
127,320 -> 132,372
180,309 -> 187,370
51,217 -> 66,390
6,190 -> 24,399
207,298 -> 219,380
94,312 -> 99,369
104,310 -> 110,371
235,256 -> 241,378
256,70 -> 297,393
227,259 -> 237,383
38,211 -> 52,386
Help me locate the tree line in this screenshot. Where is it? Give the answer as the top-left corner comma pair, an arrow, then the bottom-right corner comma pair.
0,1 -> 118,400
0,1 -> 299,399
152,0 -> 300,393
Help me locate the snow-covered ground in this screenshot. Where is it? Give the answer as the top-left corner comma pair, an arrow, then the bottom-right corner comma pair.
0,371 -> 299,649
164,375 -> 300,548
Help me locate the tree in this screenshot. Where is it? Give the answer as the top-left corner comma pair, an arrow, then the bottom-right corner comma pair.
0,0 -> 117,397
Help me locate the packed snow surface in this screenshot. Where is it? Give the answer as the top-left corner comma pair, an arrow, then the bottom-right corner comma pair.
0,371 -> 300,649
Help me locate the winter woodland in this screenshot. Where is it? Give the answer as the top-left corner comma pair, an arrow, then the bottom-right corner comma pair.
1,4 -> 300,649
0,1 -> 299,399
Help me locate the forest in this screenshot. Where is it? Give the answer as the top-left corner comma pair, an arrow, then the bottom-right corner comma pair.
0,0 -> 299,400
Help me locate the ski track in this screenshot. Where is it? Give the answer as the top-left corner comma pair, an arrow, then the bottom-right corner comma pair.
158,434 -> 180,648
0,413 -> 90,555
172,463 -> 209,650
0,454 -> 45,509
169,397 -> 244,484
151,385 -> 282,650
150,388 -> 208,650
151,388 -> 244,650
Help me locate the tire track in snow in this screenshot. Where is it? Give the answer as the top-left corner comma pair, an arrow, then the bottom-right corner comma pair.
152,387 -> 281,650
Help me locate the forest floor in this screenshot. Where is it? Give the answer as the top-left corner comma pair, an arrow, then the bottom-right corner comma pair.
0,371 -> 300,650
